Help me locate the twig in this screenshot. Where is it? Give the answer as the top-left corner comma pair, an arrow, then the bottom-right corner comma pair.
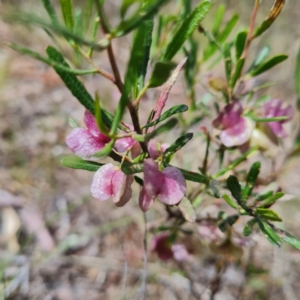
241,0 -> 260,61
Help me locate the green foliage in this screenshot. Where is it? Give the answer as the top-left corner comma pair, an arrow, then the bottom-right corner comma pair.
163,133 -> 193,162
143,105 -> 188,128
178,197 -> 196,222
61,156 -> 103,171
162,0 -> 211,61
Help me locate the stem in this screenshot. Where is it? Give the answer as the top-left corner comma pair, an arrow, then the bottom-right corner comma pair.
95,0 -> 148,155
241,0 -> 260,61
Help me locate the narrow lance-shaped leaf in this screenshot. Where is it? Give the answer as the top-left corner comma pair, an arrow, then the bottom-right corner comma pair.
61,156 -> 103,172
250,55 -> 288,77
258,219 -> 282,247
133,0 -> 154,98
214,146 -> 258,178
253,0 -> 285,39
46,46 -> 114,129
143,104 -> 188,128
10,43 -> 96,75
6,11 -> 108,50
41,0 -> 59,25
223,194 -> 238,209
113,0 -> 170,37
150,58 -> 187,125
60,0 -> 74,30
243,218 -> 257,236
295,44 -> 300,109
235,30 -> 247,61
227,175 -> 242,203
230,58 -> 245,89
171,166 -> 207,184
219,215 -> 239,232
280,231 -> 300,250
163,133 -> 193,162
178,197 -> 196,222
223,43 -> 232,84
146,118 -> 178,140
162,0 -> 211,61
258,192 -> 284,208
255,190 -> 274,202
203,14 -> 239,61
256,208 -> 282,222
148,61 -> 176,88
212,4 -> 225,37
242,161 -> 261,200
248,46 -> 270,72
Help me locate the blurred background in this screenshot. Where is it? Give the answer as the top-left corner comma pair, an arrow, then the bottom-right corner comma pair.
0,0 -> 300,299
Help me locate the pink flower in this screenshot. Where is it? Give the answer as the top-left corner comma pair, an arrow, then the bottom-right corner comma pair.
114,125 -> 137,153
213,102 -> 254,147
66,110 -> 136,159
139,159 -> 186,212
66,110 -> 110,159
91,163 -> 133,207
264,99 -> 293,138
151,233 -> 190,261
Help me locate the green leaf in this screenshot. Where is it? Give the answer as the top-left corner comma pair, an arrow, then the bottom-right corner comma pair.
282,232 -> 300,250
60,0 -> 74,30
258,192 -> 284,208
255,190 -> 274,202
243,218 -> 257,236
223,43 -> 232,84
230,58 -> 245,88
227,175 -> 242,202
46,46 -> 115,129
10,43 -> 96,75
178,197 -> 196,222
132,1 -> 154,97
120,0 -> 141,18
148,61 -> 176,88
121,161 -> 144,174
235,30 -> 247,61
170,166 -> 207,184
113,0 -> 170,37
212,4 -> 225,37
95,93 -> 109,135
203,14 -> 239,61
110,6 -> 154,135
258,219 -> 281,247
253,0 -> 285,39
242,161 -> 261,200
162,0 -> 211,61
61,156 -> 103,171
256,208 -> 282,222
248,46 -> 270,72
143,105 -> 188,129
218,215 -> 239,232
41,0 -> 59,25
295,44 -> 300,104
94,140 -> 115,158
163,133 -> 193,162
222,194 -> 238,209
214,146 -> 258,178
146,118 -> 178,140
249,116 -> 289,123
6,11 -> 108,50
250,55 -> 288,77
